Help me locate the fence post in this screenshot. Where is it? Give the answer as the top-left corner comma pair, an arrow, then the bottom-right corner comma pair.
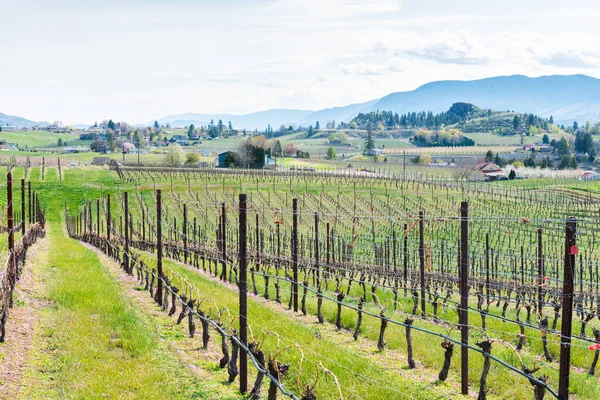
460,201 -> 469,395
7,172 -> 14,254
238,193 -> 248,394
292,198 -> 298,312
221,202 -> 227,282
20,179 -> 25,235
485,233 -> 490,300
107,194 -> 111,241
28,181 -> 32,225
559,217 -> 577,399
124,192 -> 130,274
538,227 -> 544,318
156,189 -> 163,306
314,212 -> 319,286
97,199 -> 100,235
183,203 -> 188,264
419,210 -> 425,317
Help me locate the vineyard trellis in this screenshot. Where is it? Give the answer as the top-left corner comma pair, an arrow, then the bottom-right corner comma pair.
61,165 -> 600,399
0,171 -> 46,342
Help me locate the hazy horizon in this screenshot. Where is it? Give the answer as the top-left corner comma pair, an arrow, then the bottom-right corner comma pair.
2,0 -> 600,124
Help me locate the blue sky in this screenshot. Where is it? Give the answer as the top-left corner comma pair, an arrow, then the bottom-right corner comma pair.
1,0 -> 600,124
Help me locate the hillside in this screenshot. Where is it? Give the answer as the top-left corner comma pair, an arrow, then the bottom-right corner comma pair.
144,74 -> 600,130
371,74 -> 600,125
0,112 -> 48,129
142,109 -> 314,131
350,102 -> 556,135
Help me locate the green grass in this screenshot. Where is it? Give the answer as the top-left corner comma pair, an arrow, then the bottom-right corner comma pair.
0,130 -> 80,149
14,170 -> 226,399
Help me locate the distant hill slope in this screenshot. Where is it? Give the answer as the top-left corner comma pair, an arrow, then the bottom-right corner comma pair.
144,74 -> 600,130
298,99 -> 378,127
371,74 -> 600,125
0,112 -> 48,129
142,109 -> 314,131
351,102 -> 555,134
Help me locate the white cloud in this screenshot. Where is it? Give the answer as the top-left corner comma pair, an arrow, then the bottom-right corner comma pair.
1,0 -> 600,123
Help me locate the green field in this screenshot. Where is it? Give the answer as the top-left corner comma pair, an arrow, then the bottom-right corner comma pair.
0,130 -> 80,148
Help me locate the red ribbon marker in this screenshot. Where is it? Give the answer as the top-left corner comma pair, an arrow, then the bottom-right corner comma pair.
570,245 -> 579,255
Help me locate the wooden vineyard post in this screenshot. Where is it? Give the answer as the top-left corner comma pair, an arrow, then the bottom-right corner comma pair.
20,179 -> 25,235
485,233 -> 490,300
238,194 -> 248,394
107,194 -> 111,241
96,199 -> 100,235
326,222 -> 330,266
314,212 -> 319,285
538,227 -> 543,318
460,201 -> 469,395
221,202 -> 227,282
124,192 -> 130,274
28,181 -> 32,225
559,217 -> 577,399
156,189 -> 163,307
7,172 -> 14,255
292,198 -> 299,312
403,223 -> 408,297
419,210 -> 425,317
183,203 -> 188,264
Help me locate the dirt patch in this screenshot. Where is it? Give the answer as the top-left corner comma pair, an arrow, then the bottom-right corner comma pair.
0,235 -> 52,399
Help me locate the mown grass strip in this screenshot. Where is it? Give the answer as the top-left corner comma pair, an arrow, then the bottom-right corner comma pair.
19,219 -> 209,399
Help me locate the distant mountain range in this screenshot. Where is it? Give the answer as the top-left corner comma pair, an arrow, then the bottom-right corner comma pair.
144,74 -> 600,130
4,74 -> 600,131
0,112 -> 48,129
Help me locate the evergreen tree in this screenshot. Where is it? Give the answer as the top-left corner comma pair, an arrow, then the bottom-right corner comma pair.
493,153 -> 506,168
272,140 -> 282,157
108,119 -> 116,131
154,121 -> 160,130
228,121 -> 233,131
542,134 -> 549,144
315,121 -> 320,130
513,115 -> 520,131
523,154 -> 536,168
107,131 -> 116,151
508,169 -> 516,180
188,124 -> 196,139
557,137 -> 570,155
485,150 -> 494,162
364,132 -> 375,153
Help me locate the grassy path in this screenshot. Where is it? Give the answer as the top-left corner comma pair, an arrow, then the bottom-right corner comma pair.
14,219 -> 213,399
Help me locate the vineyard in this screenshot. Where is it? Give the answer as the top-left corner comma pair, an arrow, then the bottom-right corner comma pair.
56,165 -> 600,399
2,164 -> 600,399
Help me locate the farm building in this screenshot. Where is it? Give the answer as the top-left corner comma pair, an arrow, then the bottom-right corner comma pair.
364,148 -> 384,156
580,171 -> 600,181
92,157 -> 111,165
63,146 -> 90,154
218,151 -> 236,168
0,140 -> 18,150
467,162 -> 507,181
